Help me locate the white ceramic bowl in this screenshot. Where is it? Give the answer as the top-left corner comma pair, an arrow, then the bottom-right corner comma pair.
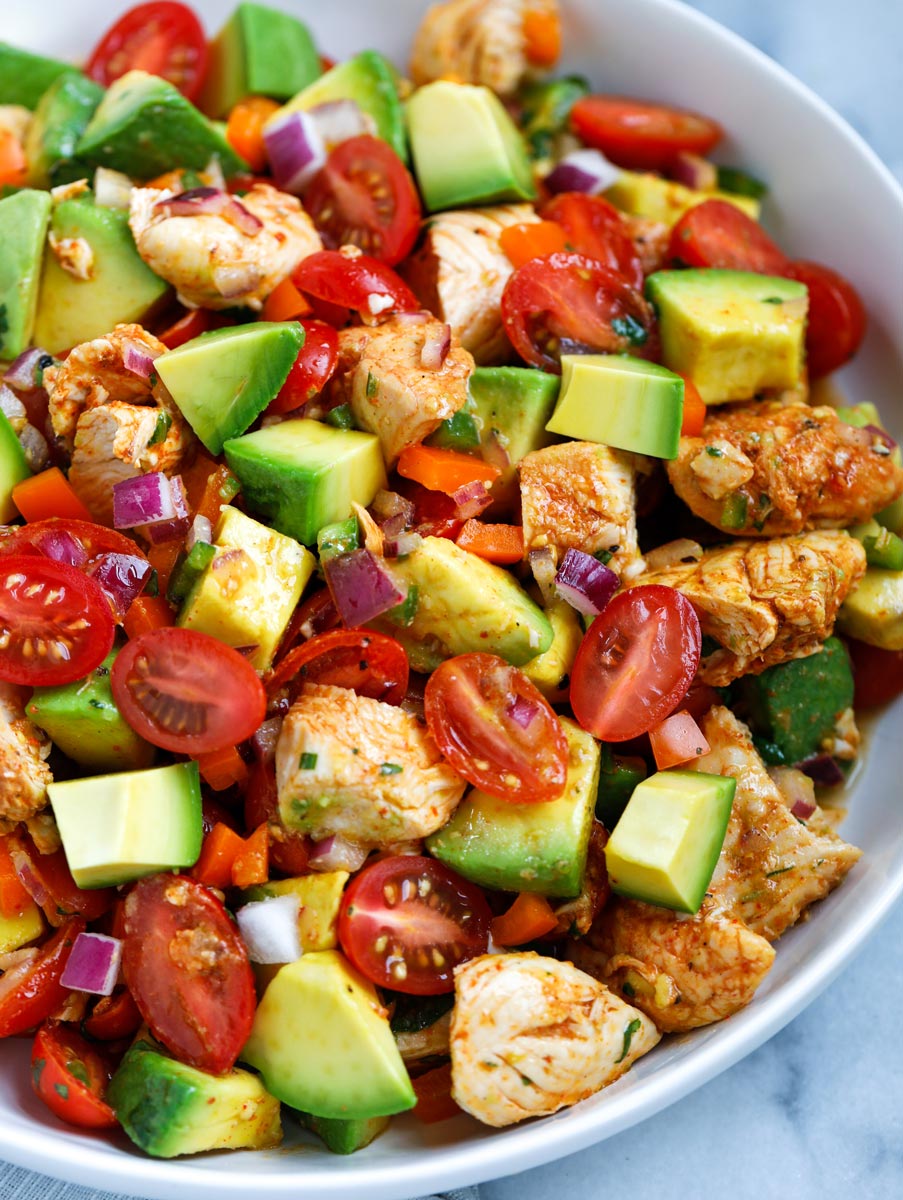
2,2 -> 902,1197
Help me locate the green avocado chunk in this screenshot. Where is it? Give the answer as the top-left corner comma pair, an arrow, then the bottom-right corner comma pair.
0,411 -> 30,523
466,366 -> 559,508
27,649 -> 155,773
299,1112 -> 390,1155
731,637 -> 854,765
595,746 -> 648,829
108,1041 -> 282,1158
25,73 -> 105,188
0,188 -> 52,360
199,1 -> 321,118
518,74 -> 590,163
0,43 -> 78,109
837,567 -> 903,651
77,70 -> 247,179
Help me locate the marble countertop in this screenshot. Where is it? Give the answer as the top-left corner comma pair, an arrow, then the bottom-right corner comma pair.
484,2 -> 903,1199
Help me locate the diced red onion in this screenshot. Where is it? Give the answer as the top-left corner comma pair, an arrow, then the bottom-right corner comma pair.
768,765 -> 817,820
797,754 -> 845,787
34,526 -> 88,568
528,546 -> 558,606
544,149 -> 622,196
4,348 -> 48,391
237,895 -> 301,965
379,512 -> 408,538
507,695 -> 540,730
308,834 -> 369,873
670,151 -> 718,191
93,166 -> 133,210
420,323 -> 451,370
155,187 -> 263,235
790,796 -> 818,820
264,110 -> 326,194
122,341 -> 160,380
10,853 -> 50,909
323,548 -> 406,627
142,515 -> 191,545
113,472 -> 181,529
59,932 -> 122,996
89,553 -> 152,617
453,480 -> 492,520
383,530 -> 423,558
554,547 -> 619,616
307,99 -> 375,149
252,717 -> 283,765
187,513 -> 213,551
371,489 -> 415,526
864,424 -> 898,452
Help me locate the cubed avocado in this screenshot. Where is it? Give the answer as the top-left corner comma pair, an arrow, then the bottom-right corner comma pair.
546,354 -> 685,459
605,769 -> 736,914
242,870 -> 349,953
0,43 -> 78,110
645,269 -> 808,403
108,1040 -> 282,1158
268,50 -> 407,162
0,899 -> 44,955
34,196 -> 170,354
605,170 -> 761,226
27,648 -> 155,773
837,567 -> 903,651
177,505 -> 315,670
0,188 -> 52,361
157,322 -> 303,455
374,535 -> 552,671
466,366 -> 559,508
223,418 -> 387,546
595,746 -> 648,829
77,70 -> 247,179
199,2 -> 321,118
850,518 -> 903,571
0,410 -> 30,523
25,73 -> 104,188
48,761 -> 202,889
520,595 -> 583,703
407,81 -> 536,212
427,717 -> 599,898
241,949 -> 417,1119
299,1112 -> 390,1155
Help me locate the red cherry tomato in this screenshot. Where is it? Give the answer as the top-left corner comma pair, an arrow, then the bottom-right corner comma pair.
85,1 -> 209,102
424,653 -> 569,802
571,95 -> 722,170
122,874 -> 256,1074
0,556 -> 114,687
501,252 -> 655,372
32,1021 -> 118,1130
158,307 -> 232,349
393,477 -> 463,540
266,320 -> 339,414
5,831 -> 115,923
266,628 -> 409,705
111,628 -> 266,754
846,639 -> 903,709
304,135 -> 422,266
541,193 -> 644,289
571,585 -> 702,742
337,856 -> 491,994
0,918 -> 86,1038
783,259 -> 867,379
82,988 -> 144,1042
668,199 -> 789,274
293,250 -> 419,323
273,586 -> 341,665
244,756 -> 312,877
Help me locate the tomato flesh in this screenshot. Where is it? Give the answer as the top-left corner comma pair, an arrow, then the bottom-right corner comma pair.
541,193 -> 644,289
6,831 -> 115,924
783,259 -> 867,379
82,988 -> 143,1042
846,639 -> 903,709
32,1021 -> 118,1130
86,1 -> 209,101
266,320 -> 339,414
0,917 -> 86,1038
338,856 -> 491,994
266,628 -> 409,705
668,199 -> 789,274
293,250 -> 419,320
571,95 -> 722,170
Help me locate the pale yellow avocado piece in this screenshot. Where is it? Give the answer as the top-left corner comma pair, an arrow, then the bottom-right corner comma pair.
836,567 -> 903,650
0,899 -> 44,954
605,170 -> 760,226
242,871 -> 349,953
241,949 -> 416,1119
521,597 -> 583,703
177,505 -> 315,670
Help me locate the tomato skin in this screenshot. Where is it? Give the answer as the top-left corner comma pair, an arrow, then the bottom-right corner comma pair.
266,629 -> 409,706
0,917 -> 86,1038
266,320 -> 339,414
293,250 -> 420,319
304,135 -> 422,266
122,874 -> 256,1074
846,639 -> 903,709
668,199 -> 789,274
0,518 -> 142,566
338,856 -> 491,994
6,832 -> 115,924
111,628 -> 266,755
85,1 -> 209,102
571,95 -> 722,170
32,1021 -> 118,1130
424,653 -> 569,802
783,259 -> 867,379
541,193 -> 644,289
82,988 -> 143,1042
571,585 -> 702,743
501,252 -> 654,372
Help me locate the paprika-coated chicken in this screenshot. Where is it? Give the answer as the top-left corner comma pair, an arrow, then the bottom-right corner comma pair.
0,683 -> 51,826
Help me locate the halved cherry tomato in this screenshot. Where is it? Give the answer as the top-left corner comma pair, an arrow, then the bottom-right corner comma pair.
0,917 -> 85,1038
338,856 -> 491,994
783,259 -> 867,379
649,710 -> 710,770
266,320 -> 339,414
668,199 -> 788,274
570,585 -> 701,742
0,517 -> 144,568
424,653 -> 568,802
266,628 -> 409,705
0,556 -> 114,687
82,989 -> 143,1042
679,375 -> 707,437
846,639 -> 903,709
571,95 -> 722,170
122,874 -> 256,1074
304,135 -> 422,266
111,628 -> 266,754
293,249 -> 419,322
500,252 -> 654,372
157,307 -> 231,350
85,1 -> 209,102
541,193 -> 644,289
32,1021 -> 118,1130
6,832 -> 115,925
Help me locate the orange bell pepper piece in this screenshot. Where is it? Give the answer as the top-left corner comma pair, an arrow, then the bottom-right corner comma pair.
490,892 -> 558,946
12,467 -> 93,523
455,520 -> 525,565
396,445 -> 501,496
231,823 -> 269,889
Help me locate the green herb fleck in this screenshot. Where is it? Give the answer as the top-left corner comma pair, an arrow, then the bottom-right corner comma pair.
54,1082 -> 70,1101
766,864 -> 795,878
0,303 -> 7,351
67,1059 -> 90,1086
761,296 -> 785,305
32,1058 -> 45,1087
715,165 -> 768,199
366,371 -> 379,398
325,403 -> 355,430
299,752 -> 318,770
720,492 -> 749,529
147,410 -> 172,446
520,1074 -> 535,1087
379,762 -> 403,776
145,568 -> 159,597
705,445 -> 724,458
615,1017 -> 642,1064
611,314 -> 648,346
594,547 -> 617,564
622,981 -> 636,998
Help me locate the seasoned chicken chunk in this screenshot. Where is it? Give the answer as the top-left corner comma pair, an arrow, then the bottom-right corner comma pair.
275,683 -> 466,849
0,684 -> 52,825
667,401 -> 903,536
451,953 -> 659,1127
632,531 -> 866,685
331,314 -> 473,466
519,441 -> 643,574
410,0 -> 559,96
402,205 -> 539,363
129,183 -> 321,311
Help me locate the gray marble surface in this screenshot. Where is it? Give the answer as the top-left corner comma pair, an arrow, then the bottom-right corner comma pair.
486,2 -> 903,1197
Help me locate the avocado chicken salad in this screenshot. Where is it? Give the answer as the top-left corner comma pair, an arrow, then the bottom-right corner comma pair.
0,0 -> 900,1161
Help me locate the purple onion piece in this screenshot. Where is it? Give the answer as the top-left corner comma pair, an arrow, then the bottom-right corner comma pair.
89,552 -> 152,618
544,149 -> 622,196
790,795 -> 817,820
308,834 -> 369,873
554,547 -> 619,617
507,694 -> 540,730
156,188 -> 263,234
482,429 -> 511,473
33,527 -> 88,568
863,423 -> 898,452
113,472 -> 178,529
670,150 -> 718,191
252,717 -> 283,765
379,512 -> 408,538
141,515 -> 191,545
323,548 -> 406,627
263,110 -> 326,195
4,347 -> 49,391
122,341 -> 160,380
797,754 -> 845,788
383,530 -> 423,558
453,480 -> 492,520
371,489 -> 416,525
59,932 -> 122,996
420,323 -> 451,370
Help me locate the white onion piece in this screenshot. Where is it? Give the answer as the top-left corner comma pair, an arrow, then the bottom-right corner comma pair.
187,513 -> 213,551
308,834 -> 369,873
528,546 -> 558,606
0,384 -> 25,421
93,166 -> 134,209
544,149 -> 622,196
264,110 -> 326,194
307,99 -> 376,149
670,151 -> 718,191
237,895 -> 302,965
420,323 -> 451,369
59,932 -> 122,996
213,262 -> 263,298
203,155 -> 227,191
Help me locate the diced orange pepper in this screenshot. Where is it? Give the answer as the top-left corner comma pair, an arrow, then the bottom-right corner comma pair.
12,467 -> 93,523
0,837 -> 35,918
456,520 -> 525,565
194,462 -> 241,527
122,594 -> 175,640
396,445 -> 501,496
411,1063 -> 461,1124
499,220 -> 569,269
146,540 -> 183,594
679,375 -> 707,437
0,129 -> 27,187
195,745 -> 249,792
649,711 -> 710,771
490,892 -> 558,946
262,276 -> 313,323
523,6 -> 562,67
226,96 -> 279,174
191,823 -> 246,891
231,823 -> 269,889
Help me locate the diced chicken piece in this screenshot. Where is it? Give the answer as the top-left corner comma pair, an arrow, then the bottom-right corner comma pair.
402,205 -> 539,364
129,183 -> 322,311
621,215 -> 670,276
48,231 -> 94,280
331,315 -> 473,467
0,683 -> 52,824
548,821 -> 611,938
519,441 -> 643,574
275,683 -> 467,849
631,531 -> 866,685
451,953 -> 659,1127
667,401 -> 903,536
410,0 -> 559,96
